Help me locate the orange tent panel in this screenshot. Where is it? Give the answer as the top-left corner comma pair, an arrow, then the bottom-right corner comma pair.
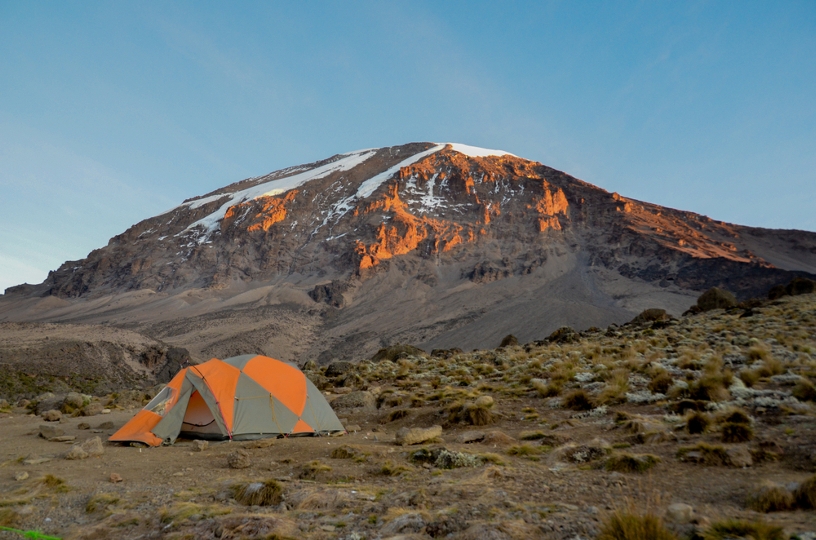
242,356 -> 307,416
291,418 -> 315,434
189,359 -> 241,434
109,409 -> 163,447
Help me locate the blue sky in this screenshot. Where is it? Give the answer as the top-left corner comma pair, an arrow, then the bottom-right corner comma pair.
1,1 -> 814,292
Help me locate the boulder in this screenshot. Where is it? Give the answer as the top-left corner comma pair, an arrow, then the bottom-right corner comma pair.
41,410 -> 62,422
96,421 -> 114,430
665,503 -> 694,524
548,327 -> 580,344
62,392 -> 85,412
0,398 -> 9,409
630,308 -> 670,325
14,471 -> 28,482
455,431 -> 487,444
77,422 -> 90,430
81,436 -> 105,457
697,288 -> 737,311
395,425 -> 443,446
380,513 -> 426,536
726,445 -> 753,468
39,424 -> 64,439
331,391 -> 376,410
325,361 -> 354,378
482,430 -> 517,446
228,449 -> 251,469
34,395 -> 63,415
65,445 -> 89,460
82,402 -> 105,417
499,334 -> 519,348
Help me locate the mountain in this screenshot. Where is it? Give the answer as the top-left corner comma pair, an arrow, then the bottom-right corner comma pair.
2,142 -> 815,365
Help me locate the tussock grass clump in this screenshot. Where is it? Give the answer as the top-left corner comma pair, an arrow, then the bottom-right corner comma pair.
648,371 -> 674,395
231,479 -> 284,506
792,379 -> 816,402
160,502 -> 231,524
747,482 -> 794,512
756,358 -> 784,378
519,430 -> 547,441
381,409 -> 410,423
721,422 -> 753,443
739,369 -> 760,387
380,460 -> 412,476
532,379 -> 562,397
677,443 -> 730,466
794,473 -> 816,509
42,474 -> 69,493
720,409 -> 751,425
563,389 -> 595,411
703,519 -> 785,540
447,396 -> 494,426
0,508 -> 19,527
86,492 -> 120,513
686,411 -> 710,434
604,453 -> 660,474
598,369 -> 630,405
300,460 -> 331,479
598,510 -> 677,540
506,444 -> 543,457
747,345 -> 771,362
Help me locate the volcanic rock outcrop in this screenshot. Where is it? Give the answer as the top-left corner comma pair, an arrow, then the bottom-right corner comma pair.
2,142 -> 815,364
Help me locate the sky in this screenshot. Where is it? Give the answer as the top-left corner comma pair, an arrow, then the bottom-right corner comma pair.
1,1 -> 815,292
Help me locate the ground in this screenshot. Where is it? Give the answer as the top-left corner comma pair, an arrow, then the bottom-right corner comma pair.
1,293 -> 816,539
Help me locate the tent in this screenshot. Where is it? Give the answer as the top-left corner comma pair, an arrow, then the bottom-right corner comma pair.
109,354 -> 344,446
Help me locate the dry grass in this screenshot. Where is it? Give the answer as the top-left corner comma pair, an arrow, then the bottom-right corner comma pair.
506,444 -> 543,457
597,510 -> 677,540
604,453 -> 660,473
379,460 -> 412,476
792,379 -> 816,402
747,482 -> 794,512
686,411 -> 710,434
648,371 -> 673,394
160,502 -> 231,524
677,443 -> 730,466
532,379 -> 562,397
0,508 -> 19,527
598,369 -> 630,405
703,519 -> 785,540
721,422 -> 753,443
86,492 -> 120,513
563,389 -> 595,411
794,473 -> 816,509
231,479 -> 284,506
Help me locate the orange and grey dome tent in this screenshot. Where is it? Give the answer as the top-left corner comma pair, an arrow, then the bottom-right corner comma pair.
109,354 -> 344,447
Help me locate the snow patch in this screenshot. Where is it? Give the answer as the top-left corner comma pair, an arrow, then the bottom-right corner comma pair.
443,143 -> 515,158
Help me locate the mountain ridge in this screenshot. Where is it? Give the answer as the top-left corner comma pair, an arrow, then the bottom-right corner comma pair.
2,142 -> 815,364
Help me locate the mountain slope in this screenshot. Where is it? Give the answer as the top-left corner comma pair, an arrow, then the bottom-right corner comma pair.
2,142 -> 815,363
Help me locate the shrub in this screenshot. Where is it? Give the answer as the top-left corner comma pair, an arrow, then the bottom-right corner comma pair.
686,411 -> 710,434
703,519 -> 785,540
794,474 -> 816,509
721,422 -> 753,443
604,453 -> 660,473
747,482 -> 794,512
598,510 -> 677,540
648,372 -> 674,395
563,389 -> 595,411
231,479 -> 284,506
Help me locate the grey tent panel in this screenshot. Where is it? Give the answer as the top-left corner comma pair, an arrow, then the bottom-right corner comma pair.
187,372 -> 229,437
232,373 -> 299,436
300,377 -> 345,433
221,354 -> 259,371
152,378 -> 195,442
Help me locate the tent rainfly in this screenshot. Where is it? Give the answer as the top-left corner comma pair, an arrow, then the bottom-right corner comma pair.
109,354 -> 344,446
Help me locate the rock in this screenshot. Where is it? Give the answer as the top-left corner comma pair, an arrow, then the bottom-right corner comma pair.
34,393 -> 60,415
96,421 -> 114,430
193,440 -> 209,452
62,392 -> 85,412
227,449 -> 251,469
344,424 -> 361,433
482,430 -> 517,446
110,473 -> 123,483
331,391 -> 376,410
395,425 -> 443,446
22,456 -> 51,465
50,436 -> 76,443
665,503 -> 694,523
39,424 -> 65,439
474,396 -> 494,408
82,402 -> 105,417
726,446 -> 753,468
65,445 -> 89,460
697,288 -> 737,311
0,398 -> 9,409
548,326 -> 580,344
325,361 -> 354,378
17,398 -> 30,409
78,436 -> 105,457
380,512 -> 426,536
499,334 -> 519,348
630,308 -> 670,325
786,277 -> 816,296
14,471 -> 29,481
455,431 -> 487,444
41,410 -> 61,422
77,422 -> 90,430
